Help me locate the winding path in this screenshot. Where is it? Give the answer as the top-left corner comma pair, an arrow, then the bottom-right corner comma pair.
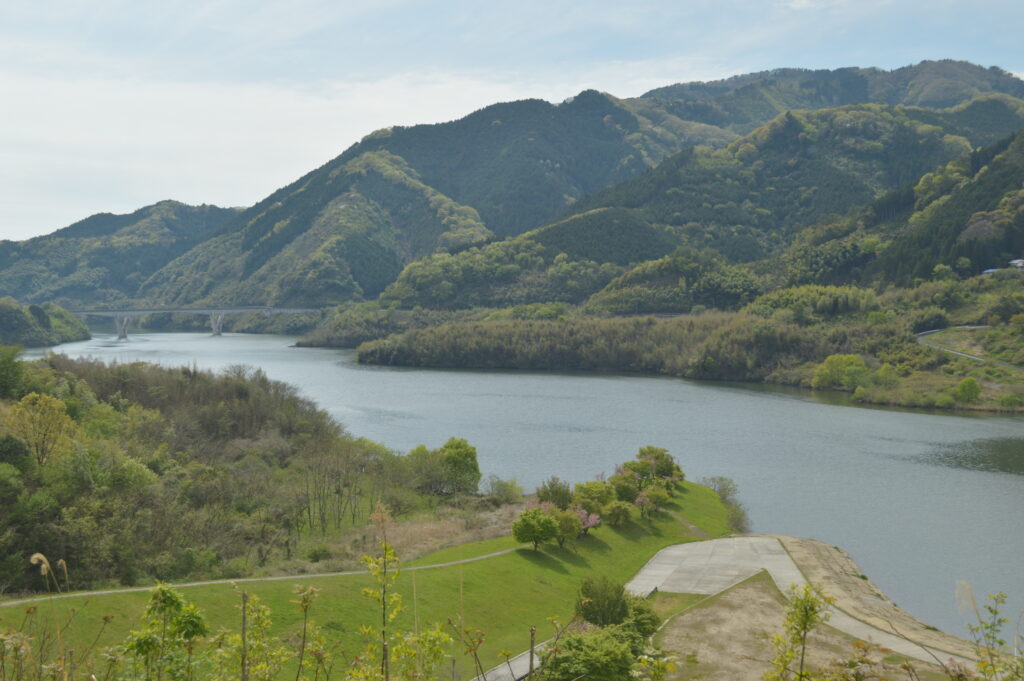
917,326 -> 1023,372
0,548 -> 516,609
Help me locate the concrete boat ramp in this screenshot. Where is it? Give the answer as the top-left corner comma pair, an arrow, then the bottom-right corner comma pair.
625,536 -> 971,668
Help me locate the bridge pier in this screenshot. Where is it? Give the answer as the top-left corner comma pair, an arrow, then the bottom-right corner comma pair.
116,316 -> 130,340
210,313 -> 225,336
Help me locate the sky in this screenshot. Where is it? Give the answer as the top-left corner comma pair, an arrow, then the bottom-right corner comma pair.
3,0 -> 1023,241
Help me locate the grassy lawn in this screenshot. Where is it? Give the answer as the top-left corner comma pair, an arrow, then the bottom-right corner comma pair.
1,481 -> 728,678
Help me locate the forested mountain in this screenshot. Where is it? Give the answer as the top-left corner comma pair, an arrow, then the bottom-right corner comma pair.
0,201 -> 240,307
777,128 -> 1024,287
641,60 -> 1024,132
3,61 -> 1023,311
353,97 -> 1024,315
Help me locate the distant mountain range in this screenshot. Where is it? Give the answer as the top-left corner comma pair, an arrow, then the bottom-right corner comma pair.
3,59 -> 1023,312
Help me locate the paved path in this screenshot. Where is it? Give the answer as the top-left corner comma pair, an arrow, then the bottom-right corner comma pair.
626,536 -> 972,668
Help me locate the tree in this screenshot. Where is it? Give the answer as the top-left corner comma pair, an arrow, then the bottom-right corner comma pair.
573,480 -> 615,515
811,354 -> 870,390
765,584 -> 831,681
954,377 -> 982,404
575,576 -> 629,626
635,446 -> 682,480
550,508 -> 583,548
0,346 -> 22,399
604,501 -> 633,527
5,392 -> 77,467
406,437 -> 481,495
536,476 -> 573,509
438,437 -> 481,494
512,508 -> 558,550
539,629 -> 633,681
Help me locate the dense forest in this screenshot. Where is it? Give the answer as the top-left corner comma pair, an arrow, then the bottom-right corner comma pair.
0,350 -> 529,593
0,299 -> 89,347
357,272 -> 1024,411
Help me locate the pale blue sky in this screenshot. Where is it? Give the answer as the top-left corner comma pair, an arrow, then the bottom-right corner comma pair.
3,0 -> 1023,240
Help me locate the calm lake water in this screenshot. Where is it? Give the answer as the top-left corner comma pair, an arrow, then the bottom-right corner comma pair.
28,332 -> 1024,636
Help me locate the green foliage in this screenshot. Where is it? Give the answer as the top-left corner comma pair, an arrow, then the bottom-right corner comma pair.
512,507 -> 559,550
609,474 -> 640,503
0,299 -> 89,348
549,507 -> 584,549
358,313 -> 829,384
5,392 -> 77,467
604,501 -> 634,527
0,202 -> 240,307
811,354 -> 871,390
954,376 -> 982,403
575,576 -> 629,626
765,584 -> 831,681
539,628 -> 634,681
536,476 -> 574,510
0,346 -> 23,399
586,247 -> 763,315
211,593 -> 289,681
405,437 -> 481,496
573,480 -> 615,515
746,286 -> 879,324
0,355 -> 450,593
483,475 -> 523,505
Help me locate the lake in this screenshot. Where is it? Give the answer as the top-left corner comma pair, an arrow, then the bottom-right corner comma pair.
28,332 -> 1024,636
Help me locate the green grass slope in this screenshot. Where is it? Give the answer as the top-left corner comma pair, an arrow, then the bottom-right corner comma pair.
2,481 -> 729,677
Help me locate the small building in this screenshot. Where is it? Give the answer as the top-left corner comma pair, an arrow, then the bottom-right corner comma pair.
1010,258 -> 1024,269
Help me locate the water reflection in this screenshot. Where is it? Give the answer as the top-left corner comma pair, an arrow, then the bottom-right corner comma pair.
929,438 -> 1024,475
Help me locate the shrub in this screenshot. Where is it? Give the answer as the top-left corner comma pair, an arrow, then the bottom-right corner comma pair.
954,377 -> 981,403
811,354 -> 870,390
575,576 -> 629,626
536,476 -> 573,509
539,629 -> 633,681
998,392 -> 1024,409
604,501 -> 633,527
484,475 -> 523,505
306,545 -> 333,562
910,306 -> 949,333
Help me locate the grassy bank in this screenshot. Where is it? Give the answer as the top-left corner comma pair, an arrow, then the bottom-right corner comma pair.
1,481 -> 729,678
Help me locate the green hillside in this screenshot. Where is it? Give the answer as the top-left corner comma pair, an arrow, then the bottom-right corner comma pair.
324,97 -> 1023,322
0,201 -> 240,307
0,299 -> 89,347
641,60 -> 1024,132
3,61 -> 1023,314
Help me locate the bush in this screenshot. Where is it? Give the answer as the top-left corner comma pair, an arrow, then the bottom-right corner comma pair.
954,377 -> 981,403
305,545 -> 333,562
910,307 -> 949,333
604,501 -> 633,527
624,595 -> 660,639
536,476 -> 573,509
998,392 -> 1024,409
484,475 -> 523,505
575,576 -> 628,626
539,629 -> 633,681
811,354 -> 870,390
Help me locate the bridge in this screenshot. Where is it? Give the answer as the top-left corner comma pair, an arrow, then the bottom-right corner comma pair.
69,307 -> 321,339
